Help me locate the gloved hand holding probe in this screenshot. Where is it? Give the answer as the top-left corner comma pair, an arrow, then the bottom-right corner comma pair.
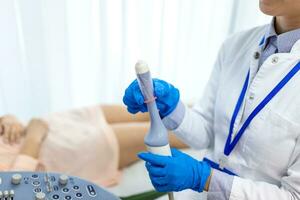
138,148 -> 212,192
123,79 -> 180,118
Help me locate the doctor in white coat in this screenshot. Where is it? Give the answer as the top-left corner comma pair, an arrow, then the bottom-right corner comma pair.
123,0 -> 300,199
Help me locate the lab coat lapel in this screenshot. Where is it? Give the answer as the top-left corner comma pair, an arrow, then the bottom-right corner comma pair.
228,44 -> 264,139
246,39 -> 300,116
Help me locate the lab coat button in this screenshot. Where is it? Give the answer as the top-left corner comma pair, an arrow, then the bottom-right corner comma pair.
271,56 -> 279,64
249,93 -> 255,100
253,52 -> 260,59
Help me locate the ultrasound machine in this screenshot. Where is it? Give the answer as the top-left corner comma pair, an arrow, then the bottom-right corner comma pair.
0,171 -> 120,200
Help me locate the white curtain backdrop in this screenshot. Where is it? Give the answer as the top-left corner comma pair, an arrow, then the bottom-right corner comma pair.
0,0 -> 270,120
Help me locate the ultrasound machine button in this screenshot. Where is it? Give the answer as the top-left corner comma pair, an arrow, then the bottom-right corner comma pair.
62,188 -> 69,193
11,174 -> 22,185
32,181 -> 41,186
35,192 -> 46,200
52,194 -> 59,199
32,174 -> 39,179
64,195 -> 72,200
53,185 -> 59,191
9,190 -> 14,197
50,176 -> 56,182
73,185 -> 79,190
59,175 -> 69,186
87,185 -> 97,197
34,188 -> 42,193
4,190 -> 8,198
75,193 -> 83,198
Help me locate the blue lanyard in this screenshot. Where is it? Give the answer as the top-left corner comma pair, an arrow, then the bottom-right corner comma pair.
224,56 -> 300,156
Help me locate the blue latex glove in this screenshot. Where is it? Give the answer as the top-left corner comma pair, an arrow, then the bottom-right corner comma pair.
123,79 -> 180,118
138,148 -> 211,192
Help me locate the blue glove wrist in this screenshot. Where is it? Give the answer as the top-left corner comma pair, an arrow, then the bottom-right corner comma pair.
192,161 -> 211,192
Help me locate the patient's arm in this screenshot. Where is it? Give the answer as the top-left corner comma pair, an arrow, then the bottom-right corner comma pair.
19,119 -> 49,159
0,115 -> 25,144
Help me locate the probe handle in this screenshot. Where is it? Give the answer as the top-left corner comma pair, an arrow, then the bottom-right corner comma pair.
135,61 -> 175,200
135,61 -> 170,149
135,60 -> 170,150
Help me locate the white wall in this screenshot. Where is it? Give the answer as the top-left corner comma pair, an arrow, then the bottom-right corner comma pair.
0,0 -> 270,120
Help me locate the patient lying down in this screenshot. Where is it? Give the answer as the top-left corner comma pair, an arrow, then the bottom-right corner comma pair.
0,105 -> 186,187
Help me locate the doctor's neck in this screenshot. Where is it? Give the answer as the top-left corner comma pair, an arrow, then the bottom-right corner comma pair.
275,16 -> 300,34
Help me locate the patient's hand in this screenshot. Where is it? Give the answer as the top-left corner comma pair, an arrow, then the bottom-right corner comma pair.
0,115 -> 25,144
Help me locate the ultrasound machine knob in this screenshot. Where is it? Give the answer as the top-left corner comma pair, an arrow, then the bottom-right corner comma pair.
3,190 -> 8,198
9,190 -> 14,197
11,173 -> 22,185
59,175 -> 69,186
35,192 -> 46,200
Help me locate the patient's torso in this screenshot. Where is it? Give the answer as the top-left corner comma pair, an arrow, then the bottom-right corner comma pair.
0,139 -> 22,170
0,106 -> 121,187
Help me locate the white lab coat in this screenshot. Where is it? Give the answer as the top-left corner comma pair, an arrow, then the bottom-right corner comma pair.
174,25 -> 300,200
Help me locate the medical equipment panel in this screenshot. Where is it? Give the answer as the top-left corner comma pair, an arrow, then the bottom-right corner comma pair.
0,171 -> 120,200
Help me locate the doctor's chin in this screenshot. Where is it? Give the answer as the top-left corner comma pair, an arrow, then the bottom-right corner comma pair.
1,0 -> 300,199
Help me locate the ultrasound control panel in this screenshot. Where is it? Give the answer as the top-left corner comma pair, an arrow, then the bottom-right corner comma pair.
0,172 -> 120,200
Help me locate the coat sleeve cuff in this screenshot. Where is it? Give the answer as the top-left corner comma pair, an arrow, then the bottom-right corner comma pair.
162,101 -> 185,130
207,169 -> 234,200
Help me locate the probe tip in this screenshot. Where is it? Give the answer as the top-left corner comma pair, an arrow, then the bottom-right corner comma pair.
135,60 -> 149,74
